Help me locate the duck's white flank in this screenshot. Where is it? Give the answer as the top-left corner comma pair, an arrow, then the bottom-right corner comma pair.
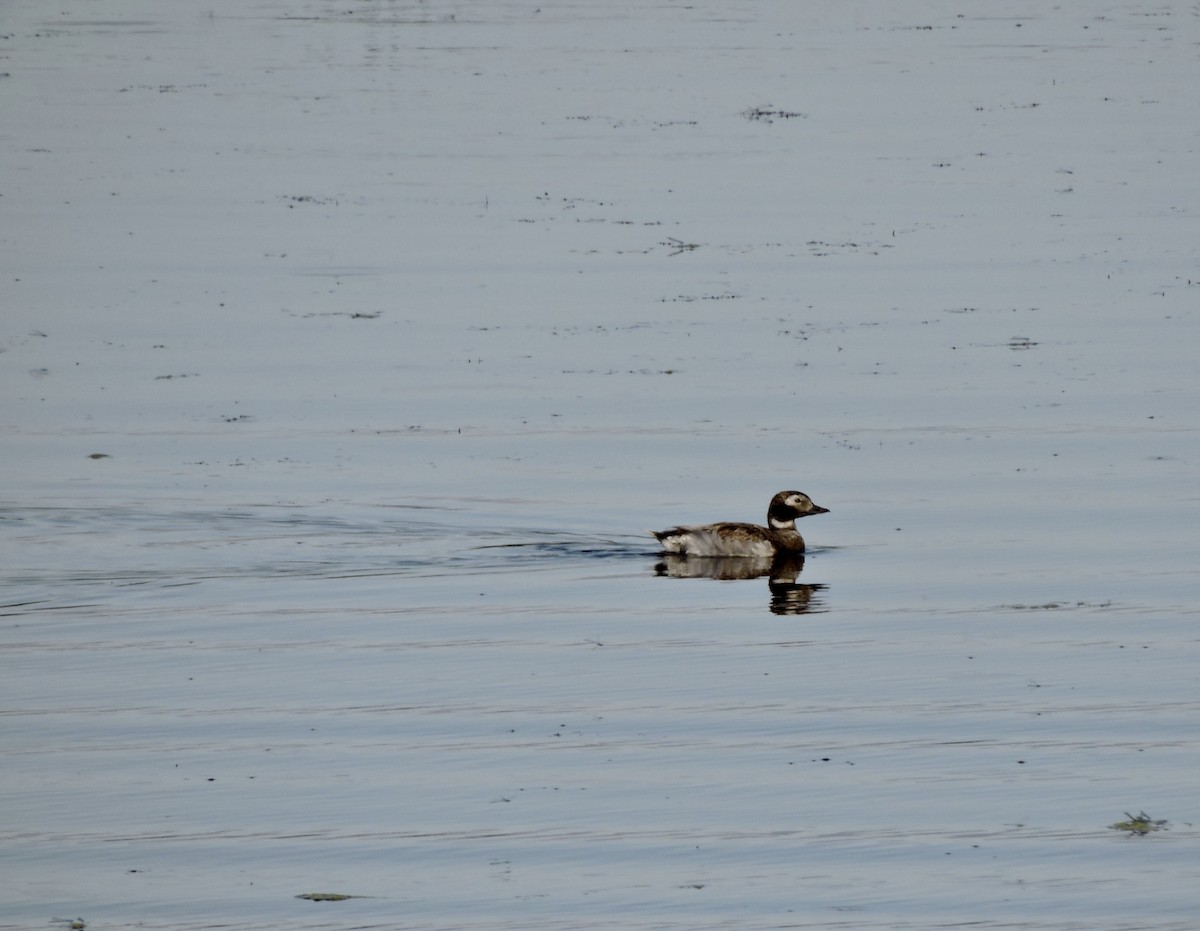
654,527 -> 778,558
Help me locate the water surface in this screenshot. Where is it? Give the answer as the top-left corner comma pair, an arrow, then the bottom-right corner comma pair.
2,1 -> 1197,928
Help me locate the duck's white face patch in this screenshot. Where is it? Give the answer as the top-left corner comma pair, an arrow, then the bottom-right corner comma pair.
785,493 -> 812,509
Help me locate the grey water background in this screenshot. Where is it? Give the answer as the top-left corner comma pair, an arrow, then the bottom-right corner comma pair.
2,1 -> 1198,928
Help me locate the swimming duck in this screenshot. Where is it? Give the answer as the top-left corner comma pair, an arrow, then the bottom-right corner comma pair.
652,490 -> 829,558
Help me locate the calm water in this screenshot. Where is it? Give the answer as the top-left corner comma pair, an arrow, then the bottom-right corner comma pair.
3,1 -> 1198,928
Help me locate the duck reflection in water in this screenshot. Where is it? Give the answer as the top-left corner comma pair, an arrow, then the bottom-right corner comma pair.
653,551 -> 827,615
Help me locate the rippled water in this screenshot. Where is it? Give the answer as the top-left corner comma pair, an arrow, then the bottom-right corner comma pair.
5,488 -> 1197,929
3,1 -> 1198,929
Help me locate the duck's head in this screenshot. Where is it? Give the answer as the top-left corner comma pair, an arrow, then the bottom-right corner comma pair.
768,490 -> 829,527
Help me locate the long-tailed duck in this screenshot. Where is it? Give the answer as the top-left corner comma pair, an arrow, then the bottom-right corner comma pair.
652,490 -> 829,557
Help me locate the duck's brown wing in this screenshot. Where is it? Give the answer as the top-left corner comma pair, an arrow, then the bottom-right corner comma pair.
653,523 -> 764,539
712,522 -> 806,553
705,522 -> 773,540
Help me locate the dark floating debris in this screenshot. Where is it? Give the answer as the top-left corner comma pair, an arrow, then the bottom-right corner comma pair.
295,892 -> 369,902
1109,811 -> 1168,835
742,105 -> 806,122
661,236 -> 700,256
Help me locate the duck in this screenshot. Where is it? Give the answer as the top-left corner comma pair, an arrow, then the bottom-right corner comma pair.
652,490 -> 829,558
